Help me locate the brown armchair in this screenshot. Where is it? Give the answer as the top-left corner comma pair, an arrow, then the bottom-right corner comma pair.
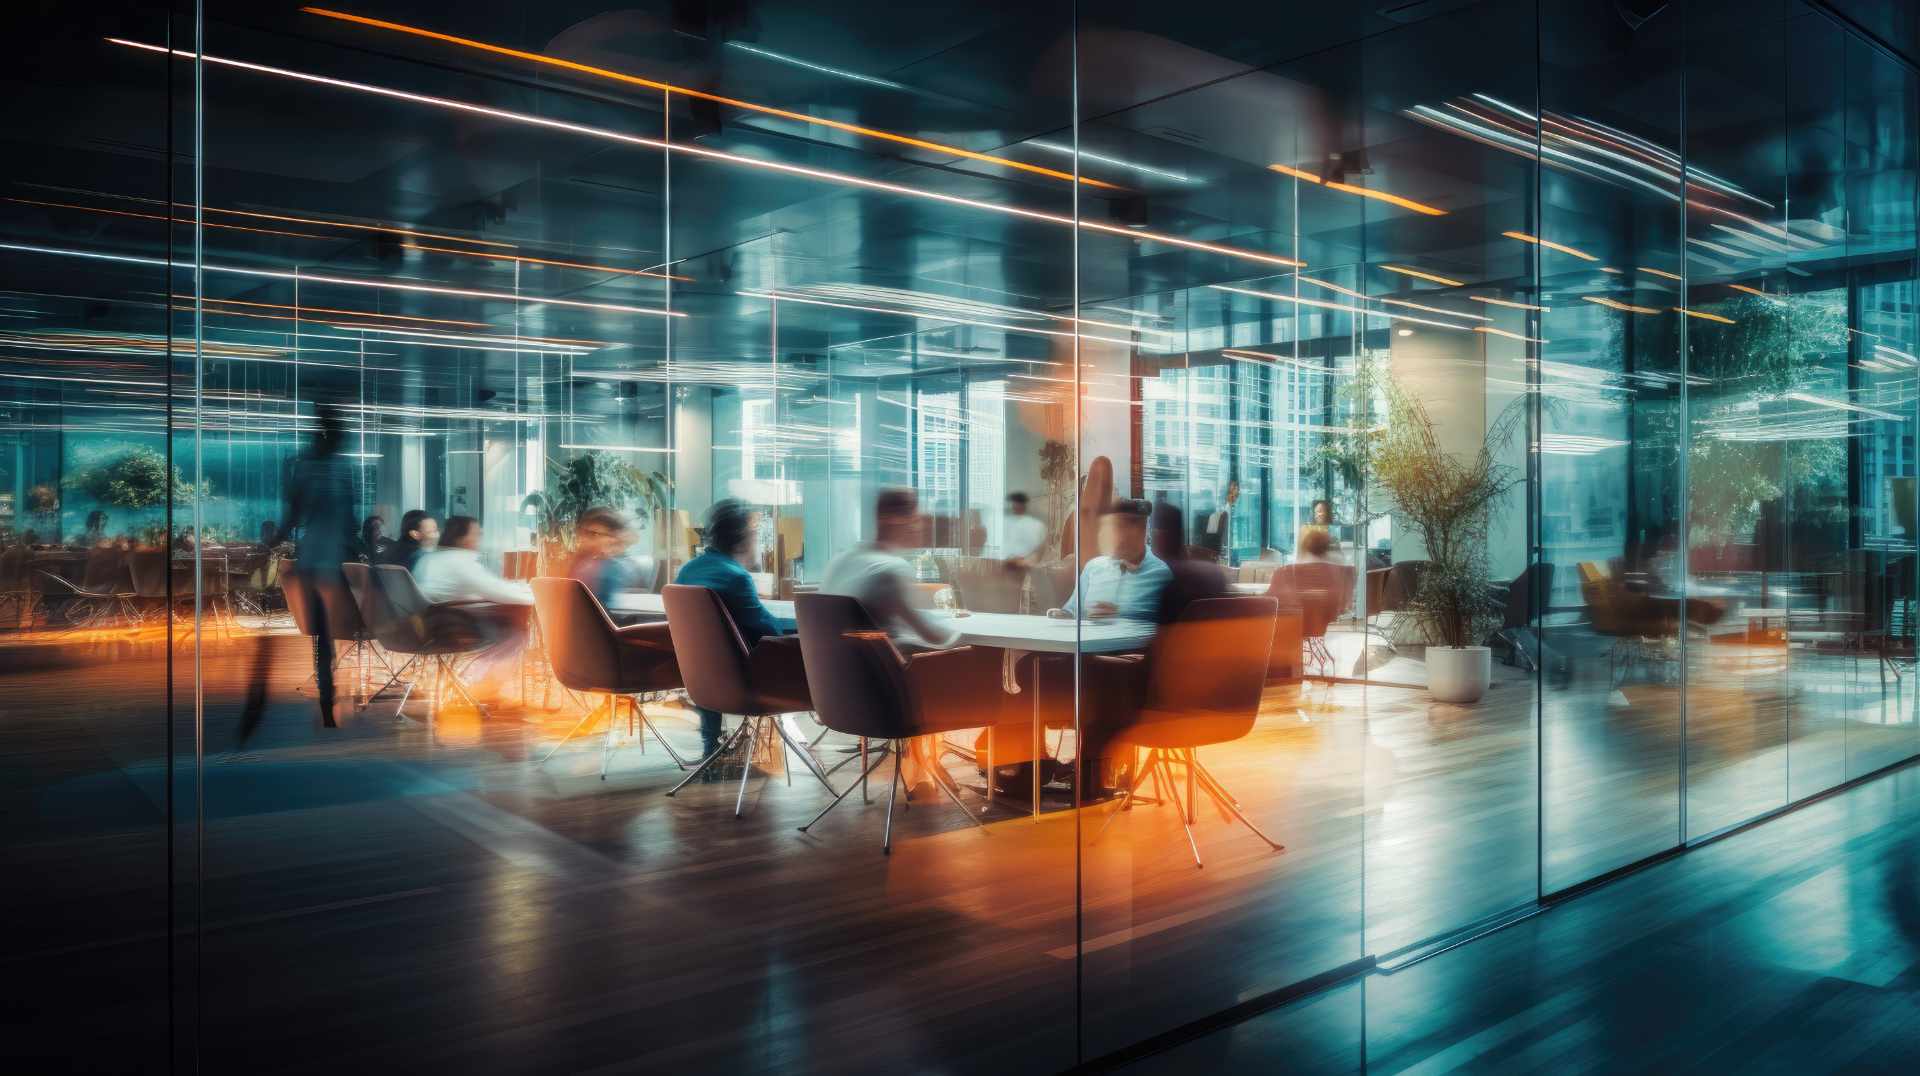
1094,596 -> 1284,868
532,577 -> 686,778
660,583 -> 832,814
793,593 -> 990,852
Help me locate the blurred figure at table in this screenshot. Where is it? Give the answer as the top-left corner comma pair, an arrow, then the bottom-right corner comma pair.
359,515 -> 389,563
1196,479 -> 1239,562
1151,503 -> 1227,623
417,515 -> 531,704
1293,524 -> 1345,566
676,498 -> 797,760
381,509 -> 438,572
240,403 -> 357,740
1002,491 -> 1046,570
822,488 -> 958,649
1052,498 -> 1170,621
81,511 -> 111,549
172,527 -> 197,554
258,519 -> 279,548
566,506 -> 646,607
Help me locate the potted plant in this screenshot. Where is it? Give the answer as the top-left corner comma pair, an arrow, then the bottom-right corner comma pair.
1370,377 -> 1524,704
535,452 -> 672,569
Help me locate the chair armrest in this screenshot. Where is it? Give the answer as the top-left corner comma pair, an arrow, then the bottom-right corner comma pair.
614,621 -> 675,651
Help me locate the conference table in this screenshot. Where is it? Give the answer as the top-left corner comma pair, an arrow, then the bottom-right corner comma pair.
607,592 -> 1156,815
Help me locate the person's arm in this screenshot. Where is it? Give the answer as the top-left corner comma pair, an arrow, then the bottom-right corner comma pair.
463,558 -> 534,605
1055,566 -> 1084,617
878,565 -> 959,647
720,562 -> 784,639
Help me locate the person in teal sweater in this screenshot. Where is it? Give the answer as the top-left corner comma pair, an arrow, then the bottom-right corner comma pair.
674,499 -> 795,760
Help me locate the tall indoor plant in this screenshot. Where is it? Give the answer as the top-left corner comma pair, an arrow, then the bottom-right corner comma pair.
1370,376 -> 1524,703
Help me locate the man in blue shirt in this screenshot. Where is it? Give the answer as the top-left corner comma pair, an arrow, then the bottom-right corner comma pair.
675,499 -> 795,763
1052,498 -> 1172,621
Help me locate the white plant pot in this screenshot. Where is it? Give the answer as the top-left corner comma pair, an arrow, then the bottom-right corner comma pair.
1427,645 -> 1492,704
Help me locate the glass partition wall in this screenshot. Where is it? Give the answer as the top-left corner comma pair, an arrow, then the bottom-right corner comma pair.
6,1 -> 1920,1071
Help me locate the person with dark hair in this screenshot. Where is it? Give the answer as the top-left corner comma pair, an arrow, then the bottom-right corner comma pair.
566,506 -> 646,606
1002,490 -> 1046,568
1051,498 -> 1171,621
416,515 -> 532,703
383,509 -> 438,571
1151,503 -> 1227,624
1197,479 -> 1240,560
1295,498 -> 1341,564
240,402 -> 356,739
674,498 -> 796,761
821,488 -> 958,648
359,515 -> 388,562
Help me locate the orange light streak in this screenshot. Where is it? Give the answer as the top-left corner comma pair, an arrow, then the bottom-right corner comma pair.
1380,264 -> 1464,287
303,7 -> 1119,190
1502,230 -> 1598,261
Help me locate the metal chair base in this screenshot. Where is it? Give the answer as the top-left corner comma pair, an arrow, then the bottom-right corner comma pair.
1093,746 -> 1284,868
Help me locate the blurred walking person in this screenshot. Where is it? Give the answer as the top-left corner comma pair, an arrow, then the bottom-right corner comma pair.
239,404 -> 357,742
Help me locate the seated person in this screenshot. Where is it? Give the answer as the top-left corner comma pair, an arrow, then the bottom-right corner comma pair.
1151,503 -> 1227,624
675,499 -> 797,760
1294,525 -> 1344,565
566,506 -> 649,608
820,488 -> 958,649
415,515 -> 530,702
1052,498 -> 1172,621
382,509 -> 438,572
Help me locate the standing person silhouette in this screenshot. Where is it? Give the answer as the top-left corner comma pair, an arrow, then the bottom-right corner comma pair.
239,404 -> 356,742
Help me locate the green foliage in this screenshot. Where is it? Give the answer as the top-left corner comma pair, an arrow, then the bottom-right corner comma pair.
1618,290 -> 1850,547
67,446 -> 199,509
533,452 -> 672,547
1370,376 -> 1525,649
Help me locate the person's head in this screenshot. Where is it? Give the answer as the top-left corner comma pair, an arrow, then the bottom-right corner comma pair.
1300,526 -> 1333,559
361,515 -> 384,542
441,515 -> 481,551
85,510 -> 108,533
1006,491 -> 1030,517
1312,498 -> 1333,525
576,506 -> 634,559
705,498 -> 760,559
399,509 -> 438,550
311,403 -> 345,458
259,519 -> 278,544
1149,502 -> 1185,561
1098,498 -> 1152,563
874,487 -> 924,549
1225,479 -> 1241,506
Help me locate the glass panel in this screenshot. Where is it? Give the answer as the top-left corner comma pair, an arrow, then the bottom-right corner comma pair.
0,2 -> 184,1066
1539,0 -> 1688,884
1839,33 -> 1919,780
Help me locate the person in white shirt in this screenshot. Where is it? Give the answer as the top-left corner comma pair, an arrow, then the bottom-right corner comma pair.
1052,499 -> 1172,621
413,515 -> 531,702
1002,491 -> 1047,568
821,488 -> 959,649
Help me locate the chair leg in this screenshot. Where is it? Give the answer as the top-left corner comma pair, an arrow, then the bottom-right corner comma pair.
1192,755 -> 1284,852
734,717 -> 763,818
770,713 -> 840,796
1092,749 -> 1161,845
882,742 -> 903,854
601,695 -> 621,779
665,718 -> 751,796
540,693 -> 610,764
1164,757 -> 1203,869
798,744 -> 892,834
926,760 -> 990,831
637,710 -> 692,769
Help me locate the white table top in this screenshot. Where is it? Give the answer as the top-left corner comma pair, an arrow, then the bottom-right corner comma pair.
608,592 -> 797,620
1230,581 -> 1270,595
605,593 -> 1152,654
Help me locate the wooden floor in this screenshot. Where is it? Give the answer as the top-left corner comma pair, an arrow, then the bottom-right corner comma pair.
0,619 -> 1914,1072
